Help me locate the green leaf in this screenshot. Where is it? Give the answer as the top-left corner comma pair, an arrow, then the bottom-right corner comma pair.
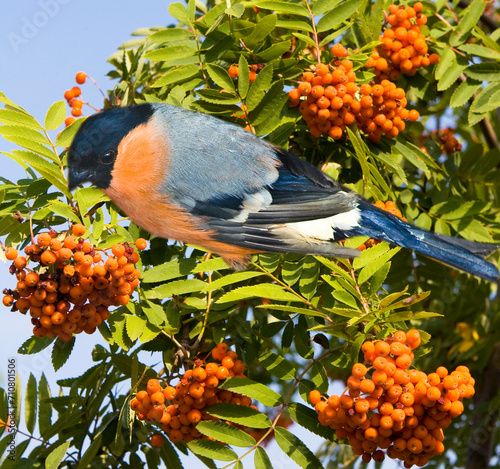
429,199 -> 490,220
0,108 -> 43,129
202,271 -> 264,293
74,186 -> 109,215
78,434 -> 102,468
51,337 -> 75,371
450,0 -> 486,47
168,2 -> 191,25
196,89 -> 241,105
0,124 -> 50,146
310,362 -> 328,394
254,446 -> 274,469
471,82 -> 500,114
293,32 -> 317,47
55,117 -> 85,147
218,377 -> 282,406
45,441 -> 70,469
238,55 -> 250,99
25,373 -> 37,434
142,300 -> 167,326
459,43 -> 500,60
44,101 -> 66,130
466,62 -> 500,82
38,373 -> 52,437
159,439 -> 185,469
386,310 -> 444,322
148,27 -> 193,43
257,40 -> 292,62
276,20 -> 313,32
187,439 -> 238,461
353,242 -> 389,270
226,3 -> 245,17
331,290 -> 358,309
393,140 -> 433,175
141,258 -> 197,283
317,0 -> 362,32
313,0 -> 343,15
288,402 -> 334,440
249,80 -> 287,126
275,426 -> 324,469
151,64 -> 201,88
147,278 -> 207,299
196,421 -> 256,447
358,247 -> 401,284
145,45 -> 197,62
18,336 -> 54,355
257,304 -> 327,319
260,351 -> 296,380
206,64 -> 236,93
299,257 -> 319,300
125,315 -> 147,341
246,1 -> 309,17
450,79 -> 482,108
217,283 -> 298,304
205,403 -> 272,428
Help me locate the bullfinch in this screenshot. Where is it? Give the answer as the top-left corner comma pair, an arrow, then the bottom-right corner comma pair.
67,103 -> 498,281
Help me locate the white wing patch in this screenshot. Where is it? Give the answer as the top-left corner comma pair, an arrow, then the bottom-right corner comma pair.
275,207 -> 361,241
230,189 -> 273,223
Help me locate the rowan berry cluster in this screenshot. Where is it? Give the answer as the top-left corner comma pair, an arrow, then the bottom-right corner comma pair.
131,343 -> 254,447
63,72 -> 88,125
309,330 -> 474,468
228,64 -> 260,83
2,224 -> 146,341
366,3 -> 440,81
288,47 -> 419,142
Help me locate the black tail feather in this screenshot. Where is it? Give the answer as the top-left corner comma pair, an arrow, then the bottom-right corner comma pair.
354,200 -> 499,282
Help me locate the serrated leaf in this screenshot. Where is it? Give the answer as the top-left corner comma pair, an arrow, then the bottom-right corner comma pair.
145,45 -> 197,62
435,47 -> 456,81
159,439 -> 184,469
202,271 -> 264,293
254,446 -> 274,469
246,1 -> 309,17
169,2 -> 191,25
197,89 -> 241,105
226,3 -> 245,17
471,82 -> 500,114
248,80 -> 286,126
44,101 -> 66,130
293,32 -> 317,47
353,242 -> 389,270
450,79 -> 482,108
45,441 -> 70,469
257,304 -> 327,319
18,336 -> 54,355
55,117 -> 85,147
0,124 -> 50,146
257,40 -> 292,62
313,0 -> 343,15
78,434 -> 102,468
38,373 -> 52,437
196,421 -> 256,447
217,283 -> 298,304
393,140 -> 435,175
74,186 -> 109,215
151,64 -> 201,88
141,258 -> 197,283
450,0 -> 486,47
125,315 -> 147,341
0,109 -> 43,129
48,201 -> 81,224
218,377 -> 282,406
288,402 -> 335,440
148,27 -> 193,43
206,63 -> 236,93
358,247 -> 401,284
25,373 -> 37,434
317,0 -> 362,32
275,426 -> 324,469
148,278 -> 207,299
310,362 -> 328,394
437,55 -> 468,91
260,351 -> 296,380
386,310 -> 443,321
459,43 -> 500,60
187,439 -> 238,461
331,290 -> 358,309
466,62 -> 500,82
238,55 -> 250,99
205,403 -> 272,428
51,337 -> 75,371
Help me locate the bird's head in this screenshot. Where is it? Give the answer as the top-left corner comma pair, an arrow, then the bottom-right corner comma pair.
67,104 -> 154,190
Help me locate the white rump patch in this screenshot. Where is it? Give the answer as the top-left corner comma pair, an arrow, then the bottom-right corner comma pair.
278,208 -> 362,241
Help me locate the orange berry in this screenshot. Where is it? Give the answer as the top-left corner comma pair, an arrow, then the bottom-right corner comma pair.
352,363 -> 367,378
72,224 -> 86,237
228,64 -> 239,78
298,82 -> 312,96
151,391 -> 165,406
40,250 -> 57,265
309,390 -> 322,405
5,247 -> 19,260
374,341 -> 391,357
216,366 -> 229,380
150,433 -> 164,447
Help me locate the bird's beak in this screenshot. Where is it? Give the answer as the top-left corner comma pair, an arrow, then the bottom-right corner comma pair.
68,168 -> 92,191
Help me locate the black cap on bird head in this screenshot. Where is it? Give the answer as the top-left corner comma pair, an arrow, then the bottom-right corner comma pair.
67,104 -> 154,190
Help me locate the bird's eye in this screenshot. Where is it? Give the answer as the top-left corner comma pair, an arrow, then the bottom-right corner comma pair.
99,150 -> 116,165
